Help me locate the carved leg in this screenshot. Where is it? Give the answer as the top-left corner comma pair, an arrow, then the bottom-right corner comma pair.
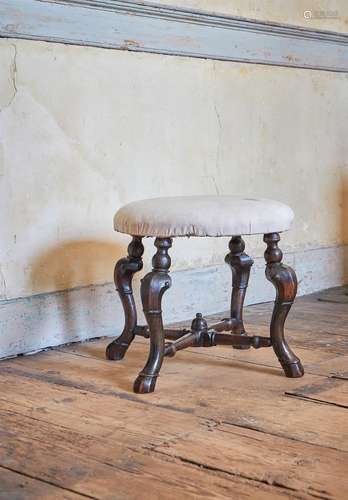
106,236 -> 144,361
134,238 -> 172,394
264,233 -> 304,378
225,236 -> 253,347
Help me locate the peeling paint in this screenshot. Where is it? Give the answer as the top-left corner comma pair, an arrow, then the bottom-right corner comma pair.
122,39 -> 140,49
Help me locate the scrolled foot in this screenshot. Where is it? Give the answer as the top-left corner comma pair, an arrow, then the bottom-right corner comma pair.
106,340 -> 129,361
133,373 -> 158,394
281,360 -> 304,378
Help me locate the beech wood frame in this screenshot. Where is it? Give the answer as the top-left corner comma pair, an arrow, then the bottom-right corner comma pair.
106,233 -> 304,393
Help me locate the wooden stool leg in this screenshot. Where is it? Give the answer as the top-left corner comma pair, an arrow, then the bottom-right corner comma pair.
225,236 -> 253,346
134,238 -> 172,394
264,233 -> 304,378
106,236 -> 144,361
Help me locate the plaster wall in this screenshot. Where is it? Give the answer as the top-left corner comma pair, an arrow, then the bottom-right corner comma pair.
1,37 -> 348,302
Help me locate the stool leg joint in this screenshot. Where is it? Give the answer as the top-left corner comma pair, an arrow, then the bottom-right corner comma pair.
264,233 -> 304,378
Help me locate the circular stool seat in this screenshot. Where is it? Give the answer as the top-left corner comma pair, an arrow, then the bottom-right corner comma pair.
114,195 -> 294,237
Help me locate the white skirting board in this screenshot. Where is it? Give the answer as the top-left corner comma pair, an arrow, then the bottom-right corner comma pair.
1,244 -> 347,359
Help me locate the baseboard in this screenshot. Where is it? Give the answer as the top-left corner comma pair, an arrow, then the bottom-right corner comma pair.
1,244 -> 347,358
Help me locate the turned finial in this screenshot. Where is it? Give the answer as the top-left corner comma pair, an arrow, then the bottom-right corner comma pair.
128,236 -> 144,259
263,233 -> 283,264
228,236 -> 245,255
191,312 -> 208,333
152,238 -> 172,271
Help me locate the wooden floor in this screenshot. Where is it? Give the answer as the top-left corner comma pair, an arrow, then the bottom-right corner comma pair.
1,287 -> 348,499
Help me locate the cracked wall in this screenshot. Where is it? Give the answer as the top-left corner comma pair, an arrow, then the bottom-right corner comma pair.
0,43 -> 17,111
0,35 -> 348,301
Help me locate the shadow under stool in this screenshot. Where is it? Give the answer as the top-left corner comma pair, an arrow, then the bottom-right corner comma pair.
106,195 -> 304,394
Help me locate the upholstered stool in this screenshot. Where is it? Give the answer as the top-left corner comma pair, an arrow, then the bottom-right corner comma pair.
107,195 -> 304,394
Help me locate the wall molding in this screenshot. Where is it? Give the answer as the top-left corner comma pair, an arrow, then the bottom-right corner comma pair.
1,244 -> 348,359
0,0 -> 348,72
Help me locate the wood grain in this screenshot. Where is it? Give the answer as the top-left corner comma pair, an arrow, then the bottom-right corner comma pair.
0,287 -> 347,498
2,346 -> 348,451
153,423 -> 348,499
286,377 -> 348,408
0,410 -> 298,500
0,467 -> 85,500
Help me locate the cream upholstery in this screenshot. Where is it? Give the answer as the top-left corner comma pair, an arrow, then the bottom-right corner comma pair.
114,196 -> 294,237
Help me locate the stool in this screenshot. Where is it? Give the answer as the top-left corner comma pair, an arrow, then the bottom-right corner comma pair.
106,195 -> 304,394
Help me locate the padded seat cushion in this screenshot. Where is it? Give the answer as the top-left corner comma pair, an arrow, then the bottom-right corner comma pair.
114,196 -> 294,238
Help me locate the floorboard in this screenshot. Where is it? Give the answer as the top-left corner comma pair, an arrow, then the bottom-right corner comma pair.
0,467 -> 87,500
0,287 -> 347,499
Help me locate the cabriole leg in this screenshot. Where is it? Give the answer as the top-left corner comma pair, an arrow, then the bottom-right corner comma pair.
225,236 -> 253,347
133,238 -> 172,394
264,233 -> 304,378
106,236 -> 144,361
